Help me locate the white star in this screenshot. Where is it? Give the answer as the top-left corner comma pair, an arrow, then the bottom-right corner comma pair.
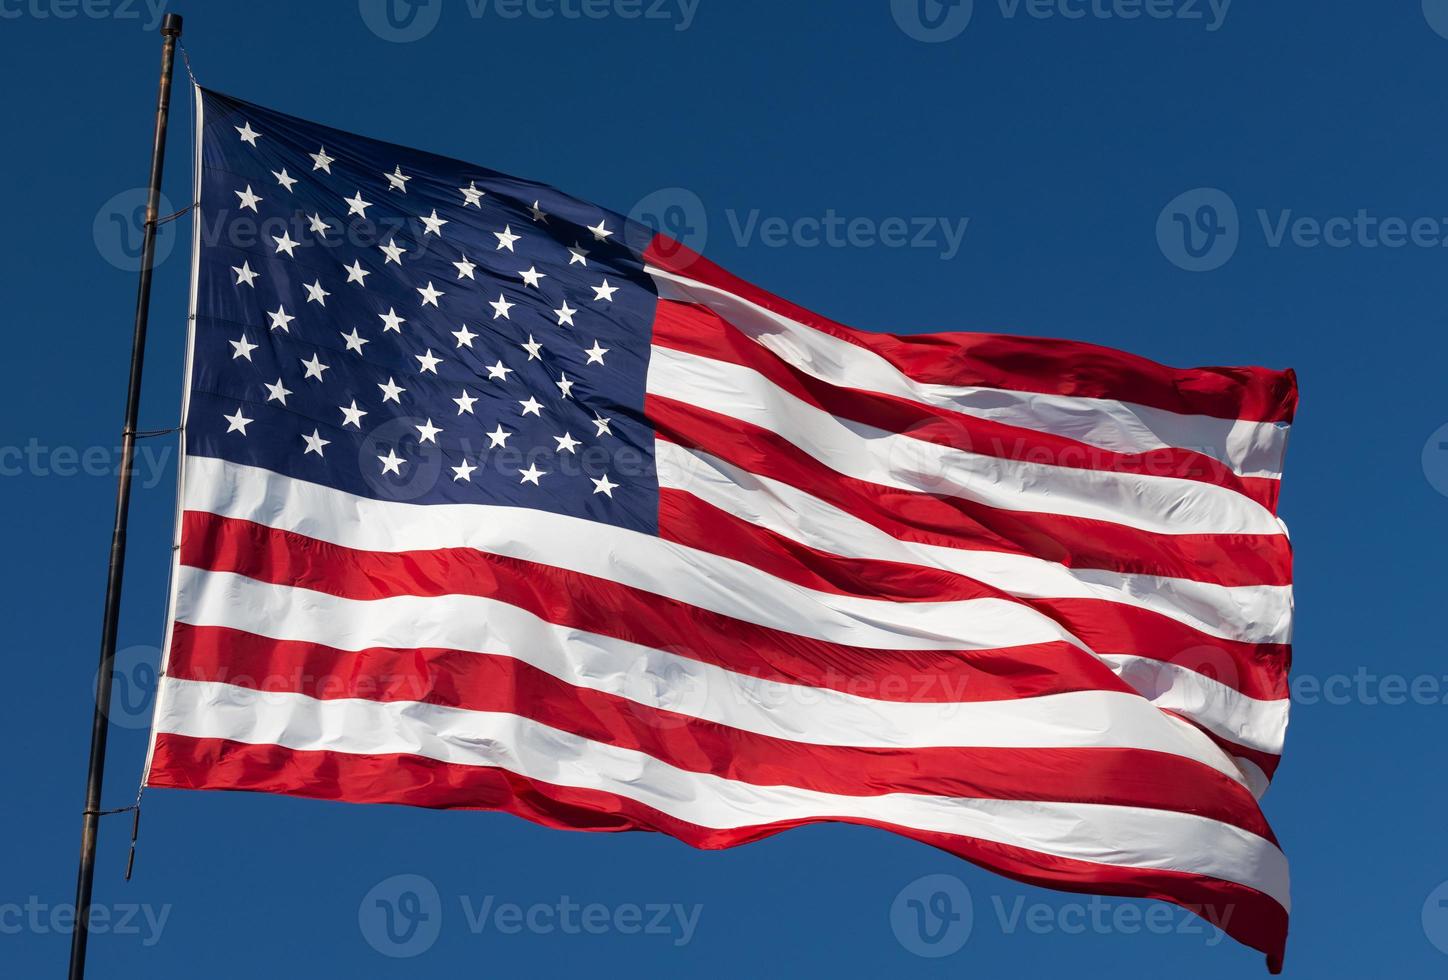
229,334 -> 258,360
378,377 -> 406,404
385,165 -> 411,192
415,349 -> 442,374
235,121 -> 261,146
232,261 -> 259,287
268,304 -> 294,331
345,190 -> 373,217
378,448 -> 405,475
554,302 -> 577,327
486,360 -> 512,381
519,266 -> 547,288
453,254 -> 477,280
272,230 -> 299,257
304,279 -> 330,305
528,200 -> 548,222
264,378 -> 292,405
272,167 -> 297,192
555,373 -> 575,398
452,324 -> 477,348
453,390 -> 477,415
584,340 -> 609,365
486,424 -> 511,448
417,281 -> 445,307
592,414 -> 612,437
519,396 -> 543,418
494,225 -> 521,251
302,429 -> 330,456
522,335 -> 543,360
591,474 -> 619,498
307,212 -> 330,234
415,418 -> 443,443
452,459 -> 477,482
301,353 -> 330,381
459,181 -> 485,207
490,293 -> 515,320
310,147 -> 334,173
519,462 -> 545,485
223,407 -> 253,434
339,400 -> 367,427
592,279 -> 619,302
420,209 -> 448,236
568,242 -> 589,266
588,219 -> 614,242
554,432 -> 580,454
379,238 -> 407,264
341,327 -> 369,354
344,259 -> 371,285
235,185 -> 262,211
379,308 -> 406,333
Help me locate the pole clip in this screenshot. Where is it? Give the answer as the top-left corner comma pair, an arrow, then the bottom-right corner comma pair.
147,203 -> 196,227
80,804 -> 142,881
124,426 -> 180,439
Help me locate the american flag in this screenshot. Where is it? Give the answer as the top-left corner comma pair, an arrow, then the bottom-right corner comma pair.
145,86 -> 1296,969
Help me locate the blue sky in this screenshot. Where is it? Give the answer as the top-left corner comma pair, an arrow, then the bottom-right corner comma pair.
5,1 -> 1448,976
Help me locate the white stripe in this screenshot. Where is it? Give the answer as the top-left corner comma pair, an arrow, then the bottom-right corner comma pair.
1096,655 -> 1288,756
656,441 -> 1292,646
183,457 -> 1089,655
154,678 -> 1290,910
648,266 -> 1289,481
656,443 -> 1287,755
173,567 -> 1250,776
646,345 -> 1284,537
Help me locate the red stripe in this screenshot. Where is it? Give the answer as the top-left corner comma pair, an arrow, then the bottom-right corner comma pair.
163,622 -> 1274,841
180,511 -> 1133,703
659,489 -> 1289,702
645,236 -> 1298,427
647,397 -> 1293,588
147,734 -> 1287,970
653,299 -> 1282,511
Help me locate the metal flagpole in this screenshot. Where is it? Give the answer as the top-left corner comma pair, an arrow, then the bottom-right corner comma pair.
68,12 -> 183,980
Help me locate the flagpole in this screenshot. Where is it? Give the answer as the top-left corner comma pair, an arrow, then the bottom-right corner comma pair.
68,12 -> 183,980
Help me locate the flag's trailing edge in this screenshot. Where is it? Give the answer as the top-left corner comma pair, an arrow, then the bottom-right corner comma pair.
145,85 -> 1297,972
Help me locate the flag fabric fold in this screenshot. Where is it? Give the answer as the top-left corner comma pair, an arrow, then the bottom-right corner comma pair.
145,86 -> 1296,970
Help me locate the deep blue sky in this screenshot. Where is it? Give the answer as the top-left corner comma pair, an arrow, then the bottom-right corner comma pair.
5,1 -> 1448,976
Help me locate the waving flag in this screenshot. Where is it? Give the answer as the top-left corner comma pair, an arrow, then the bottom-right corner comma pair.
145,87 -> 1296,969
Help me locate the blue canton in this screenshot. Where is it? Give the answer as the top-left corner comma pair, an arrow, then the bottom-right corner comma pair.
188,88 -> 659,534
